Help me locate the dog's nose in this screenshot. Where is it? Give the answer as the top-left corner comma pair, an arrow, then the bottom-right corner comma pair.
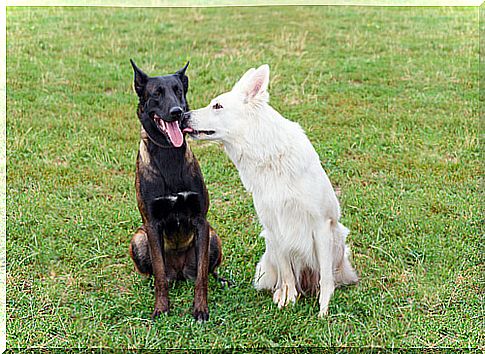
169,106 -> 184,119
180,112 -> 191,130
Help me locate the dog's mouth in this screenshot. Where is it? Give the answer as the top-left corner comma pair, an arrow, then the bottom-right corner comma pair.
182,127 -> 216,137
153,114 -> 184,148
180,114 -> 216,138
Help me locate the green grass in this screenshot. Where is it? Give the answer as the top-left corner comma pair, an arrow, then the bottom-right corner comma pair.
6,5 -> 482,349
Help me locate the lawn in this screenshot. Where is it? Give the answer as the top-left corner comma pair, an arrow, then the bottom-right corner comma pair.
6,5 -> 482,349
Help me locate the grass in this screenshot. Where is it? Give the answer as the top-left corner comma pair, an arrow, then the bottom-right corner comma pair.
6,5 -> 482,349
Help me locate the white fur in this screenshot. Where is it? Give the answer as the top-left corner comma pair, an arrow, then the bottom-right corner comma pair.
188,64 -> 358,316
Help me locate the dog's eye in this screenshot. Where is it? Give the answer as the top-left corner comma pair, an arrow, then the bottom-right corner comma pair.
212,103 -> 223,110
155,88 -> 164,97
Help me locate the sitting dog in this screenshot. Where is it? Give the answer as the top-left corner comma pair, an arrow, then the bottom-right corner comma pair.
183,64 -> 358,316
128,60 -> 224,322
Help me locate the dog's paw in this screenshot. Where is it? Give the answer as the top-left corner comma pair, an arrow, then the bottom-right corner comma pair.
192,308 -> 209,322
151,306 -> 169,320
273,283 -> 298,308
212,273 -> 233,289
318,305 -> 329,318
253,253 -> 277,291
219,277 -> 233,289
318,280 -> 335,318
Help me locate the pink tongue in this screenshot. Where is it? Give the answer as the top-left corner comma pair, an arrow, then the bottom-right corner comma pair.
166,121 -> 183,147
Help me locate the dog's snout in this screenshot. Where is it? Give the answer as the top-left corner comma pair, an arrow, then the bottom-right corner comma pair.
169,106 -> 184,119
180,111 -> 191,130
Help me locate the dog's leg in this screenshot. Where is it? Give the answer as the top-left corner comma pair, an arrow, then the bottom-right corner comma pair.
267,231 -> 298,308
208,227 -> 222,272
129,226 -> 153,276
193,219 -> 210,322
208,230 -> 232,288
314,219 -> 336,317
146,223 -> 170,319
333,223 -> 359,287
254,249 -> 277,291
272,258 -> 298,308
254,230 -> 277,291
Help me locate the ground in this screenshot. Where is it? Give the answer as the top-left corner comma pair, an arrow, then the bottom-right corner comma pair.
6,5 -> 482,349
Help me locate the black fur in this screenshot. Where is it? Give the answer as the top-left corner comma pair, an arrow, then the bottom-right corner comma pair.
151,192 -> 202,218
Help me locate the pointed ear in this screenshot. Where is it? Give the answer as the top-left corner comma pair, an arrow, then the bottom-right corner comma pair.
233,67 -> 256,91
176,61 -> 189,77
232,68 -> 256,90
130,59 -> 148,97
176,61 -> 189,92
243,64 -> 270,101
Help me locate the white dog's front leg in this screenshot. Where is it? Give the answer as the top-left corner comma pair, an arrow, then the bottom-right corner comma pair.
314,219 -> 336,317
254,231 -> 278,291
273,279 -> 298,308
271,242 -> 298,308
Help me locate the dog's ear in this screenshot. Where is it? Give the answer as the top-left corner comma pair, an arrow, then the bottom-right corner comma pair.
233,67 -> 256,92
176,61 -> 189,92
176,61 -> 189,76
130,59 -> 148,97
241,64 -> 270,102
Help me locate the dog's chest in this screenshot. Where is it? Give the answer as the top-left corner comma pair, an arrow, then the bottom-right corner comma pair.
225,143 -> 298,194
163,231 -> 195,252
150,191 -> 201,251
236,156 -> 293,196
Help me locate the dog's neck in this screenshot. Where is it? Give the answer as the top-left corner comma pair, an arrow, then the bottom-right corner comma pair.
222,105 -> 283,165
221,104 -> 316,194
140,127 -> 184,150
140,127 -> 190,164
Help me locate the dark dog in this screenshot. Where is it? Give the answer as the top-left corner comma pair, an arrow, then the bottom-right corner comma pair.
128,60 -> 224,322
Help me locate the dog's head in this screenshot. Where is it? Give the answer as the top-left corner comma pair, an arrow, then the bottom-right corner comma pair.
182,64 -> 270,142
131,59 -> 190,148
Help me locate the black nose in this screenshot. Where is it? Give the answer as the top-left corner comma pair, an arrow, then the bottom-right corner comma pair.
169,106 -> 183,119
180,112 -> 191,129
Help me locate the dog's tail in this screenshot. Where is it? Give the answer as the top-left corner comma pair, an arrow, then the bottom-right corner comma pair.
332,223 -> 358,286
129,227 -> 153,276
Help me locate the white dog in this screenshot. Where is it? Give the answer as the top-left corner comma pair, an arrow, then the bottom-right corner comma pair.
184,64 -> 358,316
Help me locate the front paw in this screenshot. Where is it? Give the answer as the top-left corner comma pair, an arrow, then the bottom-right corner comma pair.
192,306 -> 209,322
273,283 -> 298,308
318,279 -> 335,318
318,305 -> 329,318
218,277 -> 233,289
151,304 -> 170,320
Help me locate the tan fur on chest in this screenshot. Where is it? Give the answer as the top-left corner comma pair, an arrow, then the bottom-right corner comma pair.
163,232 -> 195,252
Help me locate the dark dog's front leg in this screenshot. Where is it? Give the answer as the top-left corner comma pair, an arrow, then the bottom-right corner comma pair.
193,219 -> 210,322
146,224 -> 169,319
